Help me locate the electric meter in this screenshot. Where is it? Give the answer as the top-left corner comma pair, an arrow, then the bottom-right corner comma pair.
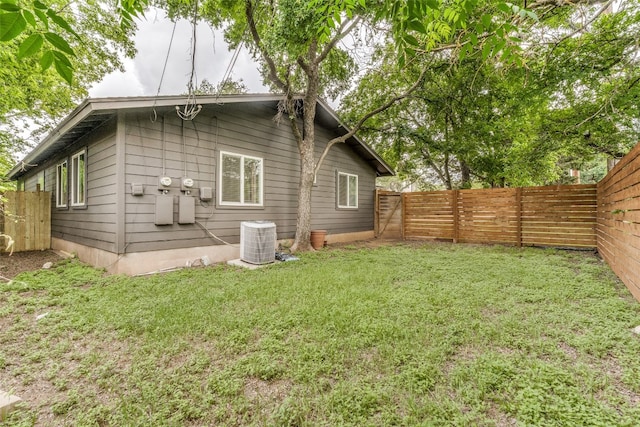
158,176 -> 173,192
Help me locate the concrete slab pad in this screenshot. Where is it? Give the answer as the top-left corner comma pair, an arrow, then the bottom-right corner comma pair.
227,259 -> 274,269
0,390 -> 22,420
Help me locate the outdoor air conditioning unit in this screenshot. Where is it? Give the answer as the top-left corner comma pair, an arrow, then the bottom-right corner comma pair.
240,221 -> 276,264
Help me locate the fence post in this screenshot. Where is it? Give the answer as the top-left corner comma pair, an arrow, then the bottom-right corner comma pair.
515,187 -> 522,247
401,192 -> 406,240
452,190 -> 460,243
374,189 -> 379,238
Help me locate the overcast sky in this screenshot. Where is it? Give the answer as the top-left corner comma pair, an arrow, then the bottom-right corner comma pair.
89,9 -> 268,98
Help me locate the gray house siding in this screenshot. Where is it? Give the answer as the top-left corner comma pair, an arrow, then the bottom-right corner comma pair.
21,120 -> 119,253
120,103 -> 375,253
22,171 -> 42,192
311,125 -> 375,234
57,122 -> 118,252
10,96 -> 389,258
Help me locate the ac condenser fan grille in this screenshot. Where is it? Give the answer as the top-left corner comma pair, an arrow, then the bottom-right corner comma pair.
240,221 -> 276,264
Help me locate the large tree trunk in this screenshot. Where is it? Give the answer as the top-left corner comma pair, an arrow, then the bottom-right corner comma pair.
291,75 -> 320,252
292,144 -> 316,252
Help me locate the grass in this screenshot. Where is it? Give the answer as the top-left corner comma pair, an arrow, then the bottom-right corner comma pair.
1,242 -> 640,426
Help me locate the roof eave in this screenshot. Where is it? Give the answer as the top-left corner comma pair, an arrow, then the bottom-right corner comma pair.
8,94 -> 394,180
7,99 -> 96,180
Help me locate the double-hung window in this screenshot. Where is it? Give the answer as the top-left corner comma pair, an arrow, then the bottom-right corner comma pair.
70,150 -> 86,207
337,172 -> 358,209
219,151 -> 263,206
56,160 -> 68,208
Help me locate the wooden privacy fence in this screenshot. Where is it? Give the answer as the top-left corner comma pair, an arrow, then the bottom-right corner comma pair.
1,191 -> 51,253
597,143 -> 640,302
398,184 -> 598,248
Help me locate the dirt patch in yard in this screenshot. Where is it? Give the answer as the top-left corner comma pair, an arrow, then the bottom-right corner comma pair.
0,250 -> 65,280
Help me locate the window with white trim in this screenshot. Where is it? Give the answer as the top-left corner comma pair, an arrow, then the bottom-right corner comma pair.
56,160 -> 68,208
337,172 -> 358,208
71,150 -> 86,207
219,151 -> 263,206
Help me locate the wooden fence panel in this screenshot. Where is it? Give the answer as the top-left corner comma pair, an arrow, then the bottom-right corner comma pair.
403,191 -> 455,240
374,150 -> 640,302
375,190 -> 403,239
1,191 -> 51,252
521,184 -> 597,248
597,143 -> 640,302
458,188 -> 519,245
391,185 -> 597,249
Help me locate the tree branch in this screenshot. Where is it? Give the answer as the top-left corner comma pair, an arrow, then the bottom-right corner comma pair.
314,66 -> 429,175
550,0 -> 615,48
297,39 -> 316,75
316,16 -> 361,65
528,0 -> 607,10
283,96 -> 304,150
628,74 -> 640,90
245,0 -> 288,92
420,146 -> 449,188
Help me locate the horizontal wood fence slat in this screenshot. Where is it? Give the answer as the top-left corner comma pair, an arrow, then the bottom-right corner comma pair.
377,142 -> 640,302
522,184 -> 597,248
397,184 -> 598,249
597,142 -> 640,302
1,191 -> 51,252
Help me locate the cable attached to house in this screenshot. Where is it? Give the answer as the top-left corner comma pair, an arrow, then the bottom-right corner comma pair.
176,0 -> 202,121
151,20 -> 178,123
181,120 -> 187,177
161,114 -> 167,176
214,36 -> 244,103
194,220 -> 237,247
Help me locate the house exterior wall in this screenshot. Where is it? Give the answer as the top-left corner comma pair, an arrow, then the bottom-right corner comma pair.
20,119 -> 118,253
121,103 -> 376,253
311,126 -> 376,234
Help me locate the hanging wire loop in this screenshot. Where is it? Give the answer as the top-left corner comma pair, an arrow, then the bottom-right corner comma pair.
176,0 -> 202,121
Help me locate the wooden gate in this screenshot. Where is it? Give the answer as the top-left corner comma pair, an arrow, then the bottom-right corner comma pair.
1,191 -> 51,253
375,190 -> 403,239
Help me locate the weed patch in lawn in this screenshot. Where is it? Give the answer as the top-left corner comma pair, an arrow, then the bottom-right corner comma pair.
1,242 -> 640,426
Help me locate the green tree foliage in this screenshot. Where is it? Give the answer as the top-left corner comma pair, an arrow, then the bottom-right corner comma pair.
341,0 -> 640,189
0,0 -> 544,247
193,77 -> 249,95
342,48 -> 563,189
534,1 -> 640,158
157,0 -> 535,249
0,1 -> 138,176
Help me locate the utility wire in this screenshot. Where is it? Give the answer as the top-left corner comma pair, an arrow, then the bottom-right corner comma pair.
176,0 -> 202,121
151,20 -> 178,122
215,37 -> 244,102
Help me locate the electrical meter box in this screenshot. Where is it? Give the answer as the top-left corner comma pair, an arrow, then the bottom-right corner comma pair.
199,186 -> 213,201
131,183 -> 144,196
178,196 -> 195,224
155,195 -> 173,225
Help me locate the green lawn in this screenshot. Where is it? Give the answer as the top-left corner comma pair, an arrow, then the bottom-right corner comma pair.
2,242 -> 640,426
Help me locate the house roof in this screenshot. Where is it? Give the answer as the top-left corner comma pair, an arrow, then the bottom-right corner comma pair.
7,94 -> 394,180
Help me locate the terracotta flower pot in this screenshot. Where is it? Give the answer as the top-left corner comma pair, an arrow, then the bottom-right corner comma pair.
310,230 -> 327,250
